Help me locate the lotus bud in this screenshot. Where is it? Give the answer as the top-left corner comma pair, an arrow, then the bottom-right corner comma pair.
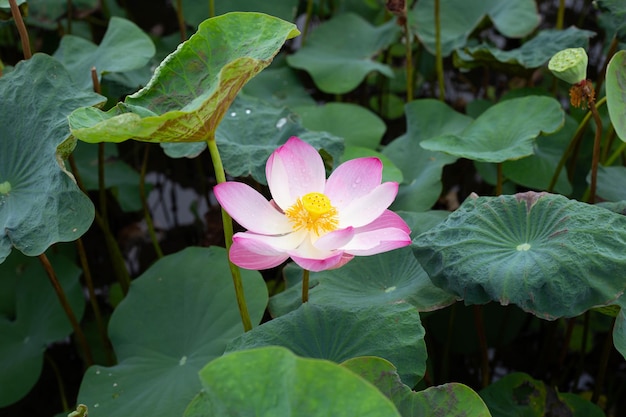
548,48 -> 588,85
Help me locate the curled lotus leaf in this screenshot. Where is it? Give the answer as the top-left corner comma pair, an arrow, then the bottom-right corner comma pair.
412,191 -> 626,319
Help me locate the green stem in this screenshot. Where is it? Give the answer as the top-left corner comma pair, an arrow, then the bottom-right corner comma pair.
587,96 -> 603,204
140,144 -> 163,259
592,317 -> 616,404
434,0 -> 445,101
495,163 -> 503,196
39,253 -> 94,366
473,305 -> 490,388
206,136 -> 253,332
9,0 -> 31,59
403,16 -> 414,102
45,353 -> 69,412
556,0 -> 565,30
175,0 -> 187,41
302,269 -> 310,303
68,154 -> 131,295
302,0 -> 314,45
75,238 -> 116,365
209,0 -> 214,18
604,141 -> 626,167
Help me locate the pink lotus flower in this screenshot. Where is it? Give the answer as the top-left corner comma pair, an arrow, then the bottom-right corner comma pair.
214,137 -> 411,272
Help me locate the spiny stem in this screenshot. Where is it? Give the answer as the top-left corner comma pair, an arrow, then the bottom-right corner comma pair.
206,136 -> 253,332
434,0 -> 445,101
9,0 -> 31,59
140,144 -> 163,259
302,269 -> 310,303
75,238 -> 116,365
39,253 -> 94,366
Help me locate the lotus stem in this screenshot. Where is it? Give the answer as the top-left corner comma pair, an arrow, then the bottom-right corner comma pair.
587,93 -> 602,204
45,353 -> 69,411
556,0 -> 565,30
9,0 -> 31,59
66,0 -> 73,34
302,0 -> 314,45
403,15 -> 414,102
206,135 -> 253,332
592,317 -> 616,404
302,269 -> 310,303
209,0 -> 214,18
176,0 -> 187,42
140,144 -> 163,259
434,0 -> 445,101
75,238 -> 116,364
495,163 -> 503,196
604,141 -> 626,167
39,253 -> 94,366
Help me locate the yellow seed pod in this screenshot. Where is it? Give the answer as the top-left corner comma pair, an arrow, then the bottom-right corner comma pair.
548,48 -> 588,85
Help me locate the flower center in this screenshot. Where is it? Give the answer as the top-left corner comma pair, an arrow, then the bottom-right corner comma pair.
285,192 -> 339,236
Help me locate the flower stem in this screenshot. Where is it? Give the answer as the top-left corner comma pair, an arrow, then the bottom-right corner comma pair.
587,97 -> 603,204
302,269 -> 310,303
434,0 -> 445,101
140,144 -> 163,259
206,136 -> 253,332
175,0 -> 187,42
9,0 -> 31,59
39,253 -> 94,366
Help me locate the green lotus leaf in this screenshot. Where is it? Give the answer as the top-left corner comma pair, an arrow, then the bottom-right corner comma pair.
593,165 -> 626,202
420,96 -> 564,163
413,191 -> 626,319
286,13 -> 399,94
269,247 -> 455,317
68,12 -> 299,143
162,94 -> 344,181
183,347 -> 401,417
0,54 -> 103,263
76,247 -> 268,417
0,249 -> 84,407
409,0 -> 540,57
178,0 -> 299,28
383,99 -> 471,212
227,302 -> 427,387
293,102 -> 386,149
0,0 -> 26,20
454,28 -> 595,73
243,65 -> 316,108
53,17 -> 155,90
614,306 -> 626,361
606,50 -> 626,142
480,372 -> 604,416
342,357 -> 492,416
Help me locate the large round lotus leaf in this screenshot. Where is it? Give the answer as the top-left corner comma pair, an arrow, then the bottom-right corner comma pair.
409,0 -> 539,57
76,246 -> 268,417
606,50 -> 626,142
183,347 -> 400,417
243,65 -> 316,108
269,247 -> 455,317
286,13 -> 399,94
342,357 -> 492,416
420,96 -> 564,163
0,249 -> 84,407
53,17 -> 155,90
0,54 -> 103,263
454,28 -> 595,72
593,165 -> 626,202
293,102 -> 386,149
413,191 -> 626,319
480,372 -> 604,417
69,13 -> 299,143
383,99 -> 471,212
227,302 -> 427,387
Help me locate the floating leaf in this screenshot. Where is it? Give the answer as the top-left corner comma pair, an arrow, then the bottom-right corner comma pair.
293,102 -> 386,149
69,13 -> 299,143
606,50 -> 626,142
53,17 -> 155,90
227,302 -> 427,387
269,247 -> 455,317
287,13 -> 399,94
480,372 -> 604,417
0,249 -> 84,407
0,54 -> 103,263
413,192 -> 626,319
76,247 -> 268,417
343,357 -> 492,417
409,0 -> 540,57
183,347 -> 401,417
454,28 -> 595,72
383,99 -> 471,212
420,96 -> 564,163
